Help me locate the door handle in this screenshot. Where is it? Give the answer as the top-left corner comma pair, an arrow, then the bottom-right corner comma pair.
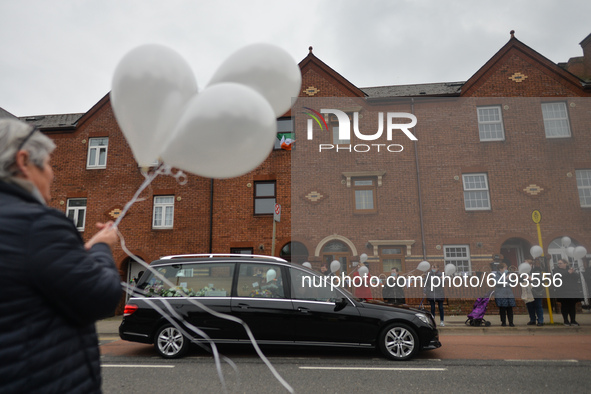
237,303 -> 249,309
297,307 -> 310,313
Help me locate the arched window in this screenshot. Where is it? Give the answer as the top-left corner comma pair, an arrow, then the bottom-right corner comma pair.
547,237 -> 582,269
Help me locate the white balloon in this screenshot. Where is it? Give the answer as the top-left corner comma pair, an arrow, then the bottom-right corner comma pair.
561,236 -> 572,248
111,44 -> 198,166
444,264 -> 456,276
360,253 -> 368,264
161,83 -> 276,178
518,262 -> 532,275
330,260 -> 341,273
359,266 -> 369,277
574,246 -> 587,259
207,43 -> 302,117
302,262 -> 312,269
266,269 -> 277,282
566,246 -> 575,258
530,245 -> 543,259
417,261 -> 431,272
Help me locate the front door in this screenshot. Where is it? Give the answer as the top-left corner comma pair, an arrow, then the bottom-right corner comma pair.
321,240 -> 352,275
501,246 -> 521,269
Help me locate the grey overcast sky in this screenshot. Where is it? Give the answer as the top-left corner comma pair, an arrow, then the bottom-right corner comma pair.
1,0 -> 589,117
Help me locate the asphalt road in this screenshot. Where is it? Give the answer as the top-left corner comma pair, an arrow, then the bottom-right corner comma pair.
100,337 -> 591,393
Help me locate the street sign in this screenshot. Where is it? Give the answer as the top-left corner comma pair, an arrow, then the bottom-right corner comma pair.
274,203 -> 281,222
532,210 -> 541,224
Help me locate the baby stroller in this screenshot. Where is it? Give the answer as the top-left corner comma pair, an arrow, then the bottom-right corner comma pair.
465,291 -> 494,327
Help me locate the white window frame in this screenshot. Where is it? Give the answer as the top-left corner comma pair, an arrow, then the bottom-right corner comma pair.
576,169 -> 591,208
462,173 -> 491,211
444,245 -> 472,274
477,106 -> 505,141
66,198 -> 87,231
541,102 -> 571,138
87,137 -> 109,169
153,196 -> 174,229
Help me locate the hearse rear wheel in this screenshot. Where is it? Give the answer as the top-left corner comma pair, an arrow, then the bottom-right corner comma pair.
154,324 -> 189,359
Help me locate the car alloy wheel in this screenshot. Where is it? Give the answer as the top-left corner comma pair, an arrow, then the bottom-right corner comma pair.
379,323 -> 418,361
155,324 -> 189,358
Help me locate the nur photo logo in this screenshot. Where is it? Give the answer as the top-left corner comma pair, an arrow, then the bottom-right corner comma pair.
303,108 -> 418,152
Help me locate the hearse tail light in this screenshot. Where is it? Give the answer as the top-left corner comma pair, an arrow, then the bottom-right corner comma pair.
124,304 -> 139,316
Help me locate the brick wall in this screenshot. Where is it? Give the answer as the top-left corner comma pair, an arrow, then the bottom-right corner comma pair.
43,35 -> 591,315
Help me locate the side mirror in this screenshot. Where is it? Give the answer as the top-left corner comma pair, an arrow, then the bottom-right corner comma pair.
334,298 -> 348,311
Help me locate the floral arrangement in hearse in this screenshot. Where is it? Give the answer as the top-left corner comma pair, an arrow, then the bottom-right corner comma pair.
141,284 -> 227,298
249,288 -> 274,298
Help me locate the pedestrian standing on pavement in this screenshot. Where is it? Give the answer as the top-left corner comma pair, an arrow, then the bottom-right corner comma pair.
0,118 -> 122,393
583,258 -> 591,310
525,259 -> 545,326
553,259 -> 582,326
424,264 -> 445,327
352,263 -> 373,300
382,267 -> 406,304
494,263 -> 516,327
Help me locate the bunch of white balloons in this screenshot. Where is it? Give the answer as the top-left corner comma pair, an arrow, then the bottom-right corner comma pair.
111,43 -> 302,179
561,237 -> 587,261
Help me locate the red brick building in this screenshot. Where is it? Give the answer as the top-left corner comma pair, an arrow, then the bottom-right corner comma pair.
293,32 -> 590,284
3,32 -> 591,310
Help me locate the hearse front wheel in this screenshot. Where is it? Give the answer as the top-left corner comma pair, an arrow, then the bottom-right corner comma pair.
378,323 -> 419,361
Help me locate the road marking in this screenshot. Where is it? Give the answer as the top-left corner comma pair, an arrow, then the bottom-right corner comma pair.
504,359 -> 579,363
299,367 -> 447,371
102,364 -> 175,368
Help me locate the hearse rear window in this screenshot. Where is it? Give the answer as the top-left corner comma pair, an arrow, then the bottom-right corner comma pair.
139,263 -> 234,297
236,263 -> 285,298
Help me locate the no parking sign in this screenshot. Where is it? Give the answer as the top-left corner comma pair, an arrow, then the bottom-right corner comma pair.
274,203 -> 281,222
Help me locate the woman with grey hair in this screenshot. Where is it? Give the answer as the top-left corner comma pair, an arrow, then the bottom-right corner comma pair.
0,118 -> 122,393
0,118 -> 56,202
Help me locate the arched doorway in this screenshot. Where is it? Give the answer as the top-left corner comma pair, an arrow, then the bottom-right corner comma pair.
280,241 -> 309,264
321,240 -> 352,275
500,238 -> 531,270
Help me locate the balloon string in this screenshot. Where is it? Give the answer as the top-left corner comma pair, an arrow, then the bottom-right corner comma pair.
114,164 -> 188,228
113,167 -> 159,228
118,232 -> 233,393
117,216 -> 294,393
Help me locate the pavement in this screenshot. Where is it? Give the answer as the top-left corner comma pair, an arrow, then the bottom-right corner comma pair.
97,309 -> 591,338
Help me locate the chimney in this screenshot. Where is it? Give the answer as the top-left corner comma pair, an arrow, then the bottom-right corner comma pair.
580,33 -> 591,81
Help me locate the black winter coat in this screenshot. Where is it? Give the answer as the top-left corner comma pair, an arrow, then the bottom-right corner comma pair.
0,180 -> 122,393
424,271 -> 445,301
552,266 -> 583,301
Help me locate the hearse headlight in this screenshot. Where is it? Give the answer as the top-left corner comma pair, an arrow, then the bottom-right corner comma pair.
415,313 -> 431,326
